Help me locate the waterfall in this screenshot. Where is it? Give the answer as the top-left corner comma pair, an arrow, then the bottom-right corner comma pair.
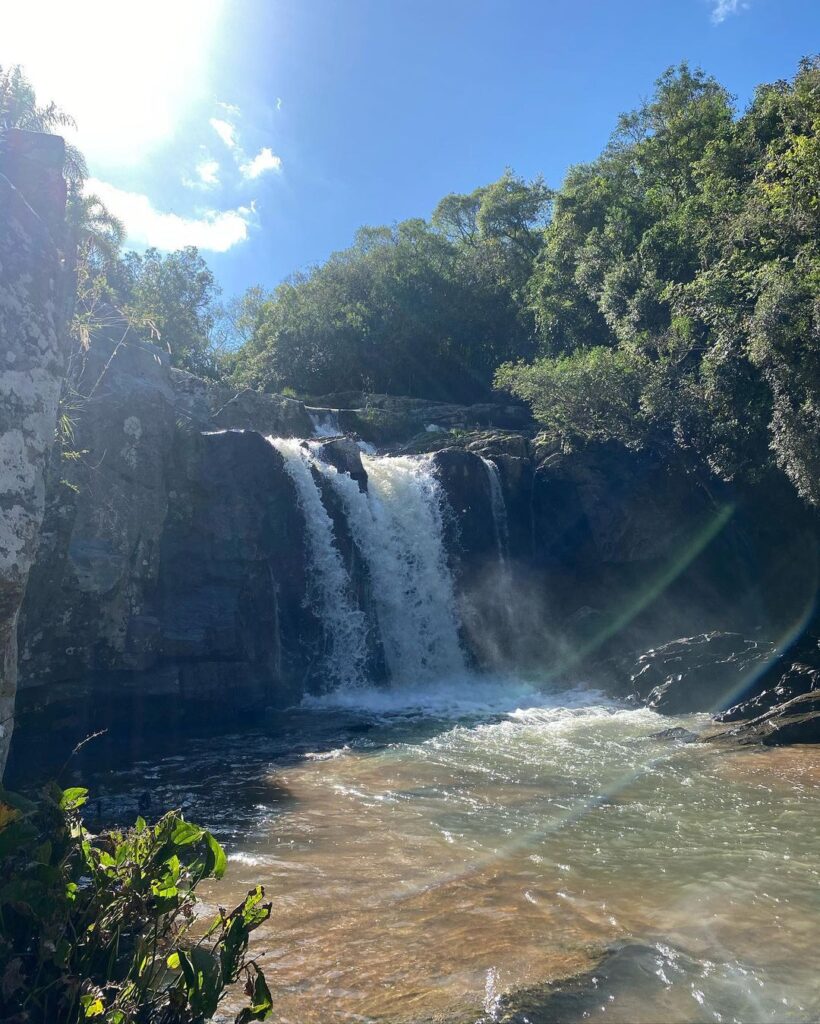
481,457 -> 509,564
319,453 -> 466,683
307,408 -> 342,437
269,439 -> 465,689
268,438 -> 369,688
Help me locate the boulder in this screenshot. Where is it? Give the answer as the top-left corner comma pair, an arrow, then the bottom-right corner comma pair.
716,634 -> 820,721
312,437 -> 368,491
623,632 -> 776,714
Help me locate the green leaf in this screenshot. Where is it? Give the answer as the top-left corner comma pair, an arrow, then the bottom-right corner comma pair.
80,994 -> 105,1017
205,831 -> 228,879
135,815 -> 147,832
60,787 -> 89,811
167,951 -> 181,970
170,819 -> 203,846
236,967 -> 274,1023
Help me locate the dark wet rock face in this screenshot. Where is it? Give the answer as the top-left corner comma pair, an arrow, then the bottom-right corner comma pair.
169,369 -> 314,436
717,634 -> 820,722
312,437 -> 368,491
10,321 -> 820,766
622,628 -> 820,746
623,632 -> 776,715
432,448 -> 498,566
615,621 -> 820,738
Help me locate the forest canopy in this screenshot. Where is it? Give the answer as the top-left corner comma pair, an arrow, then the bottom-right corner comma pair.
233,57 -> 820,506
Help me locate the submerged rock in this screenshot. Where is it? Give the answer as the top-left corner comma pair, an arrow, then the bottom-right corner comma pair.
649,726 -> 700,743
714,690 -> 820,747
445,941 -> 743,1024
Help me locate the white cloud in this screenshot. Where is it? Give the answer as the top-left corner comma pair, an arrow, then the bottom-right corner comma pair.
2,0 -> 224,165
87,178 -> 252,253
276,97 -> 283,111
711,0 -> 748,23
209,117 -> 237,149
240,147 -> 283,180
181,158 -> 221,189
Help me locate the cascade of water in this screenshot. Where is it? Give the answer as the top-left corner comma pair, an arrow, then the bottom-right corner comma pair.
481,456 -> 510,564
313,451 -> 466,684
307,408 -> 342,437
268,437 -> 368,688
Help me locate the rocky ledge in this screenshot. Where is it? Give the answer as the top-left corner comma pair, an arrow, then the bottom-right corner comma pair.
617,629 -> 820,747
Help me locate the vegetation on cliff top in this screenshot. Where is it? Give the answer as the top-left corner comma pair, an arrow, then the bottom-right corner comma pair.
235,57 -> 820,507
498,58 -> 820,506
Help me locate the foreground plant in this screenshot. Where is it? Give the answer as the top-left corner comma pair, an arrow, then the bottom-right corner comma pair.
0,785 -> 273,1023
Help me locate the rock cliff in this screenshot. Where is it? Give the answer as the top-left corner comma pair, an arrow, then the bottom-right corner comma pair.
0,130 -> 70,774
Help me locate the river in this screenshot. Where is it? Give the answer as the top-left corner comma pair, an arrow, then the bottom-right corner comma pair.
78,677 -> 820,1023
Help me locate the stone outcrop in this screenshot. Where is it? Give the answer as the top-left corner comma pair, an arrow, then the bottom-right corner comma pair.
621,632 -> 777,715
717,690 -> 820,746
169,368 -> 314,437
716,632 -> 820,722
0,130 -> 69,775
301,392 -> 532,447
13,337 -> 334,756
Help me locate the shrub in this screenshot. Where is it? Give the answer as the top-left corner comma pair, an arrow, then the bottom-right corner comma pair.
0,785 -> 273,1023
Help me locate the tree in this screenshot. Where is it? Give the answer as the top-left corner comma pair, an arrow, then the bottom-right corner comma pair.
233,172 -> 548,401
116,247 -> 224,378
0,63 -> 86,185
503,57 -> 820,504
67,192 -> 126,273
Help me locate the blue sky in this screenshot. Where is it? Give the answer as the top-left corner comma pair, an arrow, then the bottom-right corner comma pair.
5,0 -> 820,299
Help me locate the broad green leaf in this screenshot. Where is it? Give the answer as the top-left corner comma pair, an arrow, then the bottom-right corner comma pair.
80,994 -> 104,1017
206,831 -> 228,879
170,819 -> 203,846
60,787 -> 89,811
236,967 -> 274,1022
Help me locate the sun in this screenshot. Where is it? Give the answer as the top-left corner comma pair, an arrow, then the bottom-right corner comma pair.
1,0 -> 225,167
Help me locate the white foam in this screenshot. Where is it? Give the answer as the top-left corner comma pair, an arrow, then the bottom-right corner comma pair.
314,453 -> 466,684
301,673 -> 608,720
268,437 -> 369,688
307,408 -> 342,437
